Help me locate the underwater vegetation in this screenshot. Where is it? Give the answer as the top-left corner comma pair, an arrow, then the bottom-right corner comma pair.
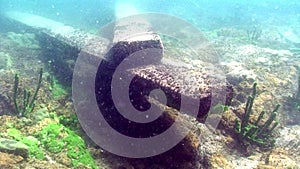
13,68 -> 43,117
0,2 -> 299,167
3,118 -> 97,169
234,82 -> 280,148
37,122 -> 97,169
246,26 -> 262,45
3,68 -> 98,168
47,74 -> 70,99
6,127 -> 44,160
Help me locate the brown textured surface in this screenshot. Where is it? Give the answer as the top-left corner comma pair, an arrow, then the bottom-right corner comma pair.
0,71 -> 15,116
103,34 -> 164,69
95,36 -> 233,139
128,64 -> 233,118
0,152 -> 23,169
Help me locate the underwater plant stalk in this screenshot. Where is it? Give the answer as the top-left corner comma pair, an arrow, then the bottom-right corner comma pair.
297,74 -> 300,100
28,68 -> 43,110
254,110 -> 265,126
268,121 -> 279,133
13,74 -> 20,114
234,82 -> 280,148
241,96 -> 252,133
13,68 -> 43,117
256,104 -> 280,137
22,89 -> 27,114
241,82 -> 257,133
244,125 -> 258,139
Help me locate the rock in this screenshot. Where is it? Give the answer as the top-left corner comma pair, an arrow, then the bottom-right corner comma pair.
0,152 -> 23,169
21,158 -> 70,169
275,125 -> 300,155
6,32 -> 40,49
56,153 -> 72,167
216,27 -> 245,38
209,153 -> 233,169
0,71 -> 15,116
0,52 -> 12,70
218,108 -> 239,132
230,155 -> 261,169
0,137 -> 29,158
223,61 -> 256,86
264,148 -> 299,168
278,27 -> 300,45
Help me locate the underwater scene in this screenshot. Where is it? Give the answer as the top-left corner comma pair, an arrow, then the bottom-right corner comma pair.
0,0 -> 300,168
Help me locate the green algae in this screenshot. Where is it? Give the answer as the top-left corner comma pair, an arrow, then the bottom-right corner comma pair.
37,123 -> 97,169
48,74 -> 70,98
21,136 -> 45,160
4,116 -> 96,167
7,128 -> 23,141
58,114 -> 79,131
7,128 -> 45,160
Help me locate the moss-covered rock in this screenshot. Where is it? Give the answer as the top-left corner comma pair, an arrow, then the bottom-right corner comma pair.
7,128 -> 45,160
0,137 -> 29,158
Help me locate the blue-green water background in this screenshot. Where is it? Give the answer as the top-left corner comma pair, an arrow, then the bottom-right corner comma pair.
1,0 -> 299,32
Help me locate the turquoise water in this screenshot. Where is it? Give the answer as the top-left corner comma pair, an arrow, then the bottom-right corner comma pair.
1,0 -> 299,31
0,0 -> 299,168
